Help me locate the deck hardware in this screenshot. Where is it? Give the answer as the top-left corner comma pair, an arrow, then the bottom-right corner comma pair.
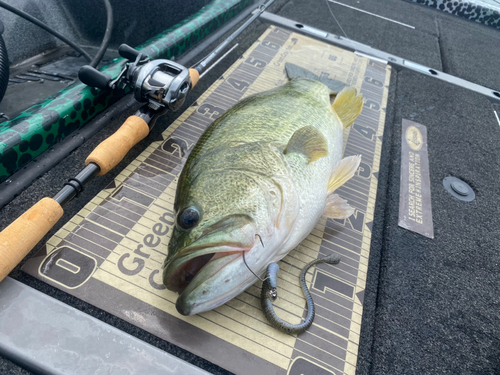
443,177 -> 475,202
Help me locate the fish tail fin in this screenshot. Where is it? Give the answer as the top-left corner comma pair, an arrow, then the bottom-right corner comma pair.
332,87 -> 364,129
285,62 -> 347,94
328,155 -> 361,194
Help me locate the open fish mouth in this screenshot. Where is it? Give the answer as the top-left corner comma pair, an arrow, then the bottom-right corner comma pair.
163,214 -> 257,303
164,250 -> 242,294
163,214 -> 259,315
167,251 -> 246,315
166,253 -> 215,294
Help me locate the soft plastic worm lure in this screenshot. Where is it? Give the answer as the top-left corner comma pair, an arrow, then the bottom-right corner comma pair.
261,253 -> 341,334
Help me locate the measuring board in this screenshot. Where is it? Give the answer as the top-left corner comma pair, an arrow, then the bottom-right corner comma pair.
23,26 -> 390,375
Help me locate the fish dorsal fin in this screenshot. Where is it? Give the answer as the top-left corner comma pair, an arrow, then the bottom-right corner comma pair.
324,194 -> 355,219
328,155 -> 362,194
332,87 -> 364,129
284,126 -> 328,163
285,62 -> 347,94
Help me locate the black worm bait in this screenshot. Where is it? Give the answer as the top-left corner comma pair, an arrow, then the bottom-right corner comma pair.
261,253 -> 341,334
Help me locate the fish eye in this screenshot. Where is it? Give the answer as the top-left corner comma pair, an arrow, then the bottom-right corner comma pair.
177,206 -> 200,230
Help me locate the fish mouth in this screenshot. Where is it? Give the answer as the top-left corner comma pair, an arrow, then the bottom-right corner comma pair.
167,252 -> 215,294
174,252 -> 245,315
163,214 -> 257,314
164,250 -> 242,294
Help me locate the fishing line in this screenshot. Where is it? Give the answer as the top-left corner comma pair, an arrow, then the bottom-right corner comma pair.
325,0 -> 349,40
494,110 -> 500,127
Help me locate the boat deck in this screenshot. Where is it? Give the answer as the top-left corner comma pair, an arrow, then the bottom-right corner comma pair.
1,0 -> 500,374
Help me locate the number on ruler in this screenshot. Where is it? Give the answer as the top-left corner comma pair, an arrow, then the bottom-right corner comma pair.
364,100 -> 380,111
197,103 -> 225,119
357,162 -> 371,179
261,41 -> 279,50
162,137 -> 189,158
227,77 -> 249,91
364,76 -> 383,87
353,123 -> 376,141
245,57 -> 266,68
39,247 -> 97,288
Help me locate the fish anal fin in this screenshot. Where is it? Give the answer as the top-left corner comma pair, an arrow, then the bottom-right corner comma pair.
284,126 -> 328,163
332,87 -> 363,129
324,194 -> 355,219
328,155 -> 362,194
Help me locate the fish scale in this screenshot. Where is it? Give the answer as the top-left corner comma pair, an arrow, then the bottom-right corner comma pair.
189,80 -> 334,158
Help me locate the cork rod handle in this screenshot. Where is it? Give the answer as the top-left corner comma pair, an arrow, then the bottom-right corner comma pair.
0,197 -> 63,282
86,115 -> 150,175
189,68 -> 200,88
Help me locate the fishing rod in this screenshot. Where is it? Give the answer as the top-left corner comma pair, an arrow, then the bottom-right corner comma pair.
0,0 -> 275,283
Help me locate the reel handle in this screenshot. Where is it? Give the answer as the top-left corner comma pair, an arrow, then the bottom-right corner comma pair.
119,43 -> 142,61
78,65 -> 112,89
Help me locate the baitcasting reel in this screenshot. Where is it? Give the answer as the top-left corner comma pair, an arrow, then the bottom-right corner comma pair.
78,44 -> 192,112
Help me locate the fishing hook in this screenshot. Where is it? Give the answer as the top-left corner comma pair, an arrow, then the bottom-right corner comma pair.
256,234 -> 264,247
242,234 -> 267,282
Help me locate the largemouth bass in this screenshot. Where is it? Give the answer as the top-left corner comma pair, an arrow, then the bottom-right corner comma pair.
163,63 -> 363,316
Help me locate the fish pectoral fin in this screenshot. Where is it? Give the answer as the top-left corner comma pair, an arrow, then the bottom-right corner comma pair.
324,194 -> 355,219
328,155 -> 361,194
284,126 -> 328,163
332,87 -> 364,129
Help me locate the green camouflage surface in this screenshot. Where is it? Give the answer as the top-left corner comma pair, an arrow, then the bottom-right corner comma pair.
0,0 -> 254,183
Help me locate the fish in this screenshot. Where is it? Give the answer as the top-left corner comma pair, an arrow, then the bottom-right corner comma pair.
163,62 -> 363,316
